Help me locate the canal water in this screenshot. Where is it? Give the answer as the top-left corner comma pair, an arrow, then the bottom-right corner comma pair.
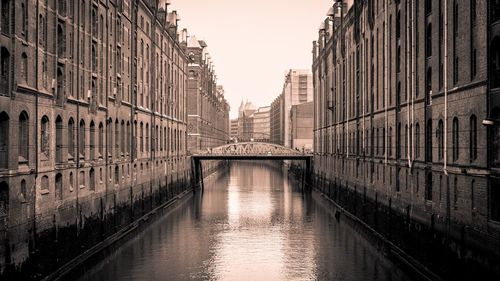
77,161 -> 413,281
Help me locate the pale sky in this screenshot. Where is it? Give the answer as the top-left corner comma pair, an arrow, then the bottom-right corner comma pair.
170,0 -> 331,118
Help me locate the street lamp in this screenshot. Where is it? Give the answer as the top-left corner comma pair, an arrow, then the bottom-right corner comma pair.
483,118 -> 495,126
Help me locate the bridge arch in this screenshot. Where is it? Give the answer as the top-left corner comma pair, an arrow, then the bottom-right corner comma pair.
191,142 -> 312,191
200,142 -> 306,157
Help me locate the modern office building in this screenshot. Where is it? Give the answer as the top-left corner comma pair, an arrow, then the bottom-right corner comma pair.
230,118 -> 239,141
290,101 -> 313,151
253,106 -> 271,142
269,69 -> 313,147
237,100 -> 256,141
270,95 -> 283,145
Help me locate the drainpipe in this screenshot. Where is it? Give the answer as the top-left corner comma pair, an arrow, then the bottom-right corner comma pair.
406,0 -> 411,168
75,0 -> 81,234
384,0 -> 388,165
444,0 -> 448,175
411,0 -> 416,171
32,0 -> 41,256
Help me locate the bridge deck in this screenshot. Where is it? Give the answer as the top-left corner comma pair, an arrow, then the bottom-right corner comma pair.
192,155 -> 312,160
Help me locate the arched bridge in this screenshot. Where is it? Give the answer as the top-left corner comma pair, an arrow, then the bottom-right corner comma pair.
191,142 -> 313,190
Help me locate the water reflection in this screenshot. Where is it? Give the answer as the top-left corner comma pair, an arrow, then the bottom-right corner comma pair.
77,161 -> 412,281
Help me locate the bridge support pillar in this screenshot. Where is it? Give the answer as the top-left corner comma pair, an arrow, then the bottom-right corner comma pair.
305,158 -> 312,192
191,158 -> 204,191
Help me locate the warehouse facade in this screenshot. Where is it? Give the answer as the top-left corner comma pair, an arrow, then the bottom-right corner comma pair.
313,0 -> 499,278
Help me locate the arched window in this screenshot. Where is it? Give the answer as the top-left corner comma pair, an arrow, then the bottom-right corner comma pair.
454,176 -> 459,209
56,67 -> 65,105
38,15 -> 44,46
19,111 -> 29,162
126,121 -> 130,155
140,40 -> 144,59
79,119 -> 85,158
89,168 -> 95,191
471,179 -> 476,211
91,44 -> 97,72
21,3 -> 27,38
426,68 -> 432,106
115,119 -> 119,157
453,117 -> 459,161
58,0 -> 66,16
415,123 -> 420,158
41,175 -> 49,191
426,119 -> 433,162
0,111 -> 9,169
68,118 -> 74,159
470,115 -> 477,161
107,118 -> 113,157
382,128 -> 386,156
20,179 -> 27,200
0,181 -> 8,217
0,47 -> 10,96
41,115 -> 49,156
426,24 -> 432,58
98,122 -> 103,157
491,36 -> 500,89
425,0 -> 432,14
79,170 -> 84,188
397,123 -> 401,158
146,123 -> 149,152
57,24 -> 65,57
437,119 -> 444,161
404,124 -> 408,158
55,173 -> 62,200
1,0 -> 10,34
89,121 -> 95,160
56,116 -> 63,163
396,9 -> 401,39
91,7 -> 97,36
114,165 -> 119,185
396,82 -> 401,106
155,125 -> 158,152
100,15 -> 104,41
121,120 -> 125,155
69,172 -> 74,191
388,126 -> 392,157
425,172 -> 432,201
140,122 -> 144,153
21,53 -> 28,82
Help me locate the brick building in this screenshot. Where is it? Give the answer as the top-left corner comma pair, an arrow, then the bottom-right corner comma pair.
0,0 -> 194,276
313,0 -> 500,278
186,36 -> 230,154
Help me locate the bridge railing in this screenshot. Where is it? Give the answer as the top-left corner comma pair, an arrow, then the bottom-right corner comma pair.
196,142 -> 310,157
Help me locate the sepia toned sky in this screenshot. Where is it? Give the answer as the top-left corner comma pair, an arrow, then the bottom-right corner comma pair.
170,0 -> 332,118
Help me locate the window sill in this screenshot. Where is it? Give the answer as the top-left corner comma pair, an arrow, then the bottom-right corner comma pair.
40,189 -> 49,195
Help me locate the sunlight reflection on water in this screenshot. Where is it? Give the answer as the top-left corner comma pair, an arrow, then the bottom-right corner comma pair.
77,161 -> 412,281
